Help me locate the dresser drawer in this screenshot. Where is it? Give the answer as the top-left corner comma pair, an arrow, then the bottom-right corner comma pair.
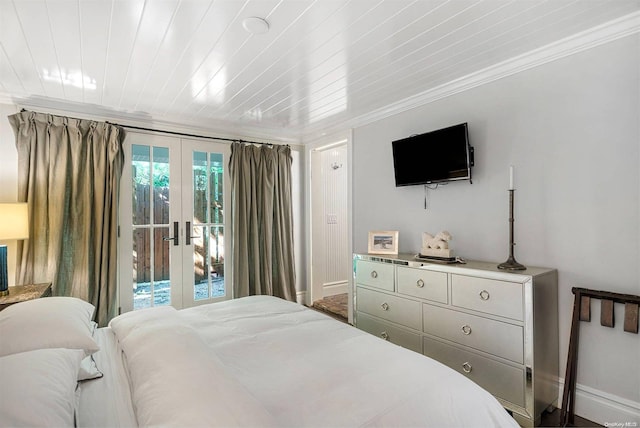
451,274 -> 523,321
355,260 -> 395,291
397,266 -> 447,303
356,312 -> 422,353
423,304 -> 523,363
423,336 -> 525,407
356,287 -> 421,330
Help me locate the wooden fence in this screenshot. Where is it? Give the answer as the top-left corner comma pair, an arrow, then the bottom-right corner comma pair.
133,185 -> 170,283
133,184 -> 222,283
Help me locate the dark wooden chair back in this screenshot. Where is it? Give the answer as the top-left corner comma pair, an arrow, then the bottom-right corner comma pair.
561,287 -> 639,426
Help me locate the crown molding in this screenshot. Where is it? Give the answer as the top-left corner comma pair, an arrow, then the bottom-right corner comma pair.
302,11 -> 640,141
0,93 -> 15,105
1,93 -> 302,145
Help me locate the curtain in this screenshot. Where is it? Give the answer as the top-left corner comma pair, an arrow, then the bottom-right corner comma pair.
8,111 -> 124,326
229,143 -> 296,301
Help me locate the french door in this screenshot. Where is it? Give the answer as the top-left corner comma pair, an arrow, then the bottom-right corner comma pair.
118,133 -> 231,313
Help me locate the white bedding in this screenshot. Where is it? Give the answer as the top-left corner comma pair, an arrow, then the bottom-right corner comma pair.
76,327 -> 137,427
108,295 -> 518,427
106,296 -> 517,427
109,306 -> 276,427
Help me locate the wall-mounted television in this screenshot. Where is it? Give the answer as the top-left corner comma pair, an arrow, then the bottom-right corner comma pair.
392,122 -> 474,187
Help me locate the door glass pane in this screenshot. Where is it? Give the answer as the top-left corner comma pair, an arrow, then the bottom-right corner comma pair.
210,226 -> 225,298
193,152 -> 207,224
131,144 -> 172,310
192,225 -> 225,301
210,153 -> 223,224
153,147 -> 170,225
192,150 -> 225,301
132,145 -> 150,225
153,228 -> 171,307
193,224 -> 208,301
133,228 -> 151,310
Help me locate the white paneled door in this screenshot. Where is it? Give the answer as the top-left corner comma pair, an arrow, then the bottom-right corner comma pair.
310,141 -> 350,303
118,133 -> 230,313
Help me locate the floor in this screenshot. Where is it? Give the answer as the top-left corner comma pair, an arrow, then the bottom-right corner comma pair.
310,293 -> 602,428
539,408 -> 601,427
311,293 -> 348,321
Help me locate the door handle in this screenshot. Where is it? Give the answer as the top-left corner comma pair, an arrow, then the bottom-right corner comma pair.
185,221 -> 199,245
163,222 -> 179,246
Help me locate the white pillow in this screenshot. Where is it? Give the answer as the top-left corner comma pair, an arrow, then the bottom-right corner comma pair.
0,297 -> 99,357
0,348 -> 85,427
78,322 -> 103,381
78,354 -> 103,380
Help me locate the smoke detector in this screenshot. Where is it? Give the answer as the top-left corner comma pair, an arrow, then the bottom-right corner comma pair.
242,17 -> 269,35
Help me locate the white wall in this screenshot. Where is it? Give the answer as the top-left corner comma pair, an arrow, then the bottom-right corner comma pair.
353,35 -> 639,422
0,104 -> 21,286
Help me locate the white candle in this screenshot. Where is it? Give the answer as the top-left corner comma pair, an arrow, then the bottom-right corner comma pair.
509,165 -> 514,190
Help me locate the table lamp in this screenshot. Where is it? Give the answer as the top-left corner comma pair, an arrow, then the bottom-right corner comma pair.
0,203 -> 29,296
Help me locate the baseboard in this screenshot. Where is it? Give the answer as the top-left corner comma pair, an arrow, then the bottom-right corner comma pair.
558,378 -> 640,425
323,281 -> 348,297
296,290 -> 306,305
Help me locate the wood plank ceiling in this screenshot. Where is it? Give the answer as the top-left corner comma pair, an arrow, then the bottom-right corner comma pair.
1,0 -> 638,142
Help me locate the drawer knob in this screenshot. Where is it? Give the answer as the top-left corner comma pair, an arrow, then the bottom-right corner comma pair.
416,279 -> 425,288
479,290 -> 490,301
381,302 -> 389,311
380,331 -> 389,340
462,362 -> 473,373
461,324 -> 472,335
371,270 -> 378,279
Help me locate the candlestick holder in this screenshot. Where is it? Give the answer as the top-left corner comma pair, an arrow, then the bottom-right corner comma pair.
498,189 -> 526,271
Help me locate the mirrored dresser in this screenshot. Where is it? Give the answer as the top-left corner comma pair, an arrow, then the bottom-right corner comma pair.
353,253 -> 558,427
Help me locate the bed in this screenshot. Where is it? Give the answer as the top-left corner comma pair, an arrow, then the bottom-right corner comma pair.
0,295 -> 519,427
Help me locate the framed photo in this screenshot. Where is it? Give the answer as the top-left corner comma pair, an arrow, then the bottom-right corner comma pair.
368,231 -> 399,255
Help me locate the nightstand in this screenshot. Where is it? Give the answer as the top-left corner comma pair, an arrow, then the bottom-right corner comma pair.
0,283 -> 52,311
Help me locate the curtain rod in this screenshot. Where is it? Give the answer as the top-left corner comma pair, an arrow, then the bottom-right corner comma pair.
106,122 -> 283,146
18,109 -> 282,147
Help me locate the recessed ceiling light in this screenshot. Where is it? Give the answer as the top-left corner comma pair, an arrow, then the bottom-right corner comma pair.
242,17 -> 269,35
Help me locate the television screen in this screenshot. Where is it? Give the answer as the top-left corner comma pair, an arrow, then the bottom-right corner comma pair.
392,123 -> 472,186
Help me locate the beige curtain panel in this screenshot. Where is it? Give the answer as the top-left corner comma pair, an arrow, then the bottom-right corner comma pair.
9,111 -> 124,326
230,143 -> 296,301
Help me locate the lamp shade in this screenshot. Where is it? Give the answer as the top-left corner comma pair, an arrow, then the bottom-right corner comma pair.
0,203 -> 29,240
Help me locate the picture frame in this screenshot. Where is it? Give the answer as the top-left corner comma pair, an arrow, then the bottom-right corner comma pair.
368,230 -> 399,255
